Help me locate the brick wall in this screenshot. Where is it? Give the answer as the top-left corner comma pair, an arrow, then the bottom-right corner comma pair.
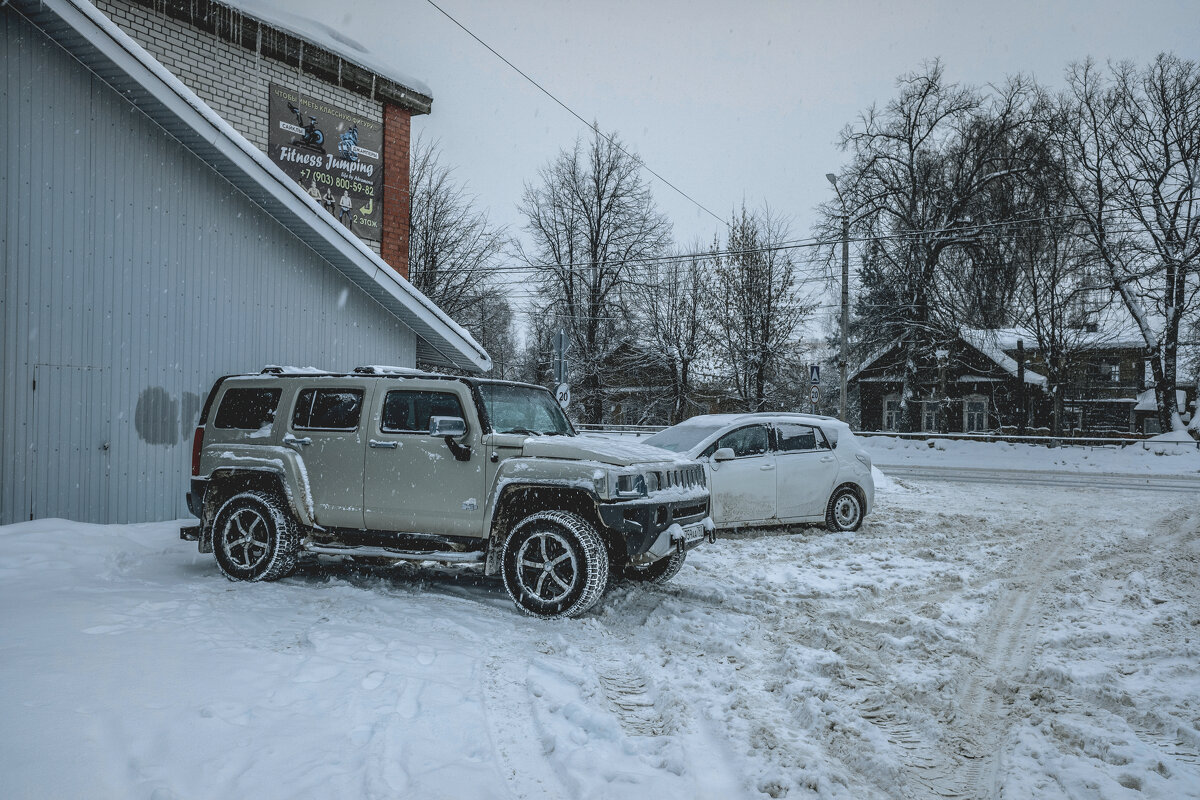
95,0 -> 393,257
381,104 -> 411,279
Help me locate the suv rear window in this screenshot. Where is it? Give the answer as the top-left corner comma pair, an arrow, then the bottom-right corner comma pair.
213,388 -> 281,430
292,388 -> 364,431
381,390 -> 465,433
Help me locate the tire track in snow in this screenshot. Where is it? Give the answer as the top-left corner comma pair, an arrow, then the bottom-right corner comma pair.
914,527 -> 1078,799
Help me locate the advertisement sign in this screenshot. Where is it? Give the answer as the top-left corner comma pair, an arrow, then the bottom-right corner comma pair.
268,84 -> 383,242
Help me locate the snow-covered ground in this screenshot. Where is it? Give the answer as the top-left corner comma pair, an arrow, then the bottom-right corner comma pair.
3,468 -> 1198,798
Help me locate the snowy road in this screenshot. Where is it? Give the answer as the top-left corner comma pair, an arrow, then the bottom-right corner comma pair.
3,475 -> 1198,799
872,464 -> 1200,492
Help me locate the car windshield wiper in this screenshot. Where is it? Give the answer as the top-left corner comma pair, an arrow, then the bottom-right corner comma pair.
501,427 -> 541,436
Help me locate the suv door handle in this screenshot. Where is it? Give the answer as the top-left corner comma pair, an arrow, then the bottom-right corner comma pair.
760,464 -> 775,471
369,439 -> 398,449
283,434 -> 311,447
820,456 -> 835,463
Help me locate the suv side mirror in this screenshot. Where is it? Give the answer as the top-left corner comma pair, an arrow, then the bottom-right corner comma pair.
712,447 -> 736,462
429,416 -> 467,437
430,416 -> 471,462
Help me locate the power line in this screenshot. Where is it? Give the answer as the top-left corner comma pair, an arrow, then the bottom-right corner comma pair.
411,202 -> 1171,278
423,0 -> 724,226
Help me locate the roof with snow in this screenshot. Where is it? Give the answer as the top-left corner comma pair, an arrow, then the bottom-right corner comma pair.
11,0 -> 489,372
958,329 -> 1048,389
848,331 -> 1049,390
216,0 -> 432,111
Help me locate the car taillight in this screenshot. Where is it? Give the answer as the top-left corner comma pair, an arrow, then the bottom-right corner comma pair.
191,426 -> 205,476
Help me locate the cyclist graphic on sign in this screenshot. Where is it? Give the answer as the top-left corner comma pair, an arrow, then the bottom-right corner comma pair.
287,101 -> 325,154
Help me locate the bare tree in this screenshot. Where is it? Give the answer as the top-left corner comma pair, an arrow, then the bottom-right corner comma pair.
1052,55 -> 1200,437
707,204 -> 813,411
629,245 -> 710,423
408,136 -> 507,320
517,128 -> 671,423
998,131 -> 1106,435
826,61 -> 1037,431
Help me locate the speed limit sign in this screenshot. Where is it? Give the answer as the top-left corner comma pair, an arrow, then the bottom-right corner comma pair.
555,383 -> 571,410
809,385 -> 820,405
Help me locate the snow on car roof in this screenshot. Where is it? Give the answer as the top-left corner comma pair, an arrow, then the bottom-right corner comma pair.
675,412 -> 848,428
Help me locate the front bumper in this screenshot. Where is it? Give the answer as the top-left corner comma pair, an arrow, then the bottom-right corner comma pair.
597,495 -> 712,558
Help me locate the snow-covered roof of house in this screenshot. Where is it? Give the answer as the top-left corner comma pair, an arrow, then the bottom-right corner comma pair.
1134,388 -> 1191,412
12,0 -> 488,372
218,0 -> 433,104
847,338 -> 901,382
962,322 -> 1146,352
959,329 -> 1048,388
847,331 -> 1049,389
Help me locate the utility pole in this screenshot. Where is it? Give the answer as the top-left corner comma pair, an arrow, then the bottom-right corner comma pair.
827,173 -> 850,423
1016,339 -> 1026,435
840,211 -> 849,424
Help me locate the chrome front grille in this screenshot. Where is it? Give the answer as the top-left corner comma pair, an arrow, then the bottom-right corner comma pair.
648,465 -> 705,493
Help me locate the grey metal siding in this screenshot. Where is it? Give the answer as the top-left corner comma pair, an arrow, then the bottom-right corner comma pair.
2,10 -> 417,524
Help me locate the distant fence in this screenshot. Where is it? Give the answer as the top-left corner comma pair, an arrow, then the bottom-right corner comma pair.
576,424 -> 1200,450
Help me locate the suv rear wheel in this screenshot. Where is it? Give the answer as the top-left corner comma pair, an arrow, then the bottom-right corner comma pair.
501,511 -> 609,618
212,490 -> 300,581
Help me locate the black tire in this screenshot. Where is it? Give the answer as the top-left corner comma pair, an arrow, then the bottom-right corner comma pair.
212,490 -> 301,581
622,547 -> 686,584
825,485 -> 864,532
501,511 -> 609,619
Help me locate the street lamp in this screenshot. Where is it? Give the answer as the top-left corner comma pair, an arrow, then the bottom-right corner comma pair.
826,173 -> 849,423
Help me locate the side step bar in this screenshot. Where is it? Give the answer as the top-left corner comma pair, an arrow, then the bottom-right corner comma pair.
303,544 -> 485,564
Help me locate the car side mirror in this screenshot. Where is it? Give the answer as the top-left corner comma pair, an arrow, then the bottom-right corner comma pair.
430,416 -> 471,462
429,416 -> 467,437
712,447 -> 736,462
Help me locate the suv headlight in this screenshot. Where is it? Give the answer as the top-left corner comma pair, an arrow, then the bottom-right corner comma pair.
614,472 -> 648,498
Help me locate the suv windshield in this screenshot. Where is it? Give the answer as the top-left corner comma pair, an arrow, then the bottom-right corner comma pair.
478,383 -> 575,436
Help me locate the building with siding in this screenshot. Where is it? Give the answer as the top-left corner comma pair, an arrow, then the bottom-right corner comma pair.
1,0 -> 490,524
849,328 -> 1195,435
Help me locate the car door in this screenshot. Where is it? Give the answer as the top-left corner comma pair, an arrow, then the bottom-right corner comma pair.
363,385 -> 487,538
703,424 -> 776,526
773,422 -> 840,520
286,381 -> 373,529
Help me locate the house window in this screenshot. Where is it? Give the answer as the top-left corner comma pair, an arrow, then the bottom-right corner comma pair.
921,401 -> 938,432
883,394 -> 901,431
1109,362 -> 1121,383
964,395 -> 988,432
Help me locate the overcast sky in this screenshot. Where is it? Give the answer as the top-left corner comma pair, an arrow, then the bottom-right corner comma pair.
245,0 -> 1197,321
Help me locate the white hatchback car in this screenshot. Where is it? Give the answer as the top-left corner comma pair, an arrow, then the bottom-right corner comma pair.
642,413 -> 874,532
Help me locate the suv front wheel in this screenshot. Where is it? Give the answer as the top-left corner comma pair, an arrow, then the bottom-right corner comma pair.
501,511 -> 609,618
212,490 -> 300,582
621,548 -> 686,584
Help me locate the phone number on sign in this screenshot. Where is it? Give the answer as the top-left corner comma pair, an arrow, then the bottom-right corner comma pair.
300,169 -> 376,197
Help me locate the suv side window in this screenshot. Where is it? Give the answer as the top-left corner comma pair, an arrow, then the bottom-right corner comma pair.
381,390 -> 466,434
702,424 -> 770,458
774,423 -> 830,452
292,388 -> 364,431
214,388 -> 281,430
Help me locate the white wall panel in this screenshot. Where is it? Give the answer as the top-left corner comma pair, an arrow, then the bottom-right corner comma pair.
2,10 -> 417,524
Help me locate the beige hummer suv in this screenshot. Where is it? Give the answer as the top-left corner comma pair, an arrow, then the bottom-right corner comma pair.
180,367 -> 712,618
